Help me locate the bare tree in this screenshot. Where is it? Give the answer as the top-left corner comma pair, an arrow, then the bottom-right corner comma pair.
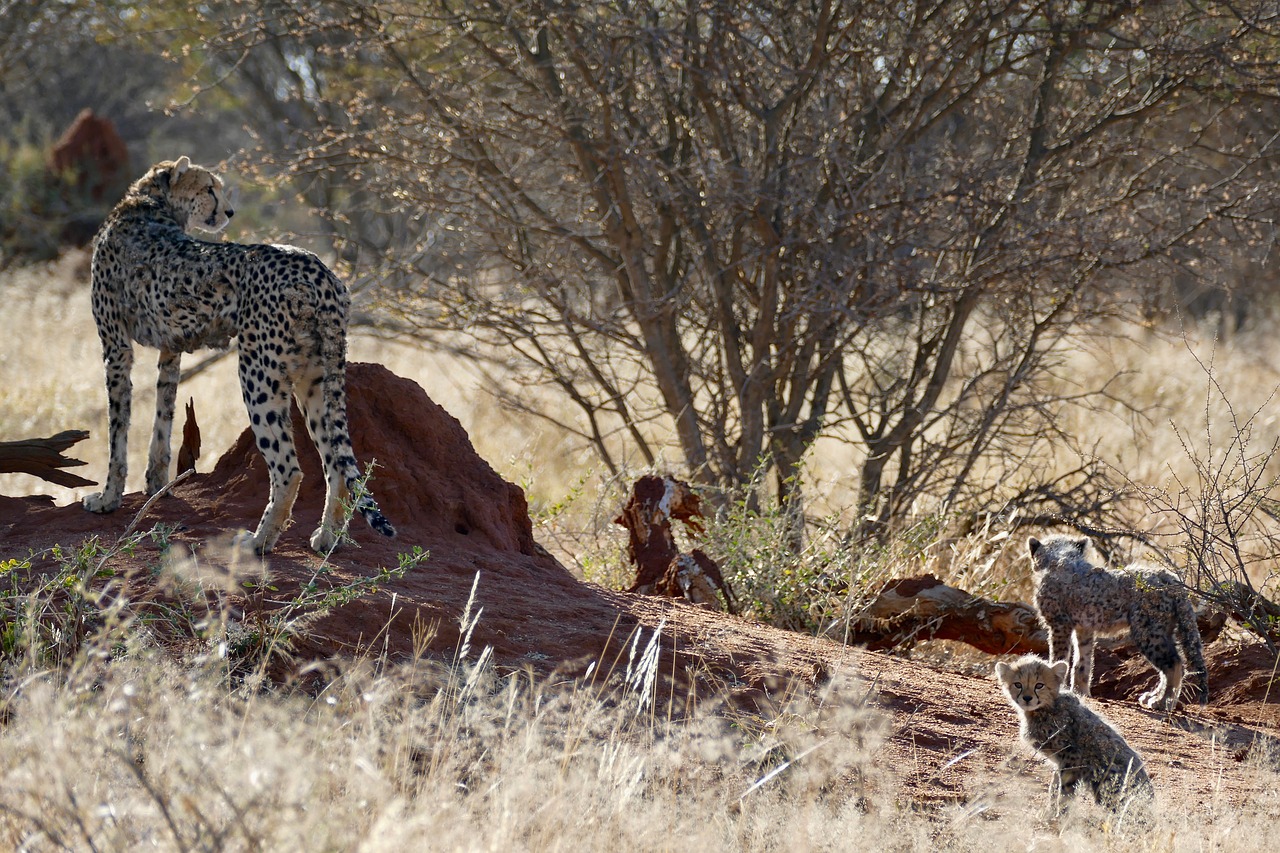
149,0 -> 1280,542
1139,348 -> 1280,650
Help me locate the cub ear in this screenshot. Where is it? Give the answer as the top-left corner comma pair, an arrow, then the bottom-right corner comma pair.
994,661 -> 1011,680
1028,537 -> 1042,557
1073,537 -> 1088,555
1050,660 -> 1070,682
173,156 -> 191,179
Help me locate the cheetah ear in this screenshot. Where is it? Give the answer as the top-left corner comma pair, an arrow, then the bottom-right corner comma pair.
1073,537 -> 1088,555
994,661 -> 1012,680
1050,660 -> 1070,683
173,156 -> 191,179
1028,537 -> 1042,557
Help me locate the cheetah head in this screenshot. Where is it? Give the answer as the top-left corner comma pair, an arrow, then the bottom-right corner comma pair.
133,155 -> 236,233
995,655 -> 1068,711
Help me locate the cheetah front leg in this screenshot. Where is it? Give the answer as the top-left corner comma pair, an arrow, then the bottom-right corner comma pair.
1043,614 -> 1073,668
1048,768 -> 1083,819
144,349 -> 181,494
1070,628 -> 1096,697
83,338 -> 134,514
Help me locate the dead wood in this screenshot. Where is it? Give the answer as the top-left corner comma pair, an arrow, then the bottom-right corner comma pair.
177,398 -> 201,474
841,574 -> 1226,656
0,430 -> 96,488
1212,579 -> 1280,648
615,474 -> 735,612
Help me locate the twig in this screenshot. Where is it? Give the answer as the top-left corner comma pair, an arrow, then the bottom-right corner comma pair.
119,469 -> 194,541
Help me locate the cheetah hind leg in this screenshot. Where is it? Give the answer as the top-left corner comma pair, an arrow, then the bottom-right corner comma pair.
144,349 -> 181,494
235,355 -> 304,554
233,463 -> 302,556
299,366 -> 396,554
1071,628 -> 1096,697
296,370 -> 346,554
1175,597 -> 1210,706
307,452 -> 347,555
1136,627 -> 1182,706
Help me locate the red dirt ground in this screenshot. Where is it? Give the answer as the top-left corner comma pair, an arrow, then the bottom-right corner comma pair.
2,363 -> 1277,809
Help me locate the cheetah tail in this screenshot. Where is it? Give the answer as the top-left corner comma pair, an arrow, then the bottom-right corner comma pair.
354,493 -> 396,539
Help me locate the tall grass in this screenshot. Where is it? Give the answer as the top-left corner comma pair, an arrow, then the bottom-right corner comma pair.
0,602 -> 1275,851
0,533 -> 905,851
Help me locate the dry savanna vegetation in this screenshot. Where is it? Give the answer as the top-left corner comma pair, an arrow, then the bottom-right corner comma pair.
4,1 -> 1280,850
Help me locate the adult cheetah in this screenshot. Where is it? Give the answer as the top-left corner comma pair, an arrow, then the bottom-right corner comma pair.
82,156 -> 395,554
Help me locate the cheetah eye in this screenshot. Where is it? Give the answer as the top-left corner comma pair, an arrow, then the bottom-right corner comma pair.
1012,682 -> 1022,689
1035,682 -> 1044,690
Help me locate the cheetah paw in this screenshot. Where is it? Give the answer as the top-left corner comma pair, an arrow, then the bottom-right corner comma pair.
310,526 -> 339,555
232,529 -> 275,556
82,491 -> 121,514
1138,691 -> 1173,711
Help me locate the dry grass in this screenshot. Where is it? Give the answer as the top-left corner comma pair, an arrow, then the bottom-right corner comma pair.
7,253 -> 1280,537
0,627 -> 1275,852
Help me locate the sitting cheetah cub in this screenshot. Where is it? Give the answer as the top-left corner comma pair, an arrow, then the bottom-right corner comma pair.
1029,534 -> 1207,709
996,654 -> 1154,819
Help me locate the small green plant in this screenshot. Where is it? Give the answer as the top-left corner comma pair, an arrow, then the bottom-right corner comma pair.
707,497 -> 857,634
160,539 -> 428,680
0,531 -> 147,672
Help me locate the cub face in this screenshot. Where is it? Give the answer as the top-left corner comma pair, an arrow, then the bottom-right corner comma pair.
996,655 -> 1070,711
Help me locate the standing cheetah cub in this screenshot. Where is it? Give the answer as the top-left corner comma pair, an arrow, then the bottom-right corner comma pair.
1029,534 -> 1207,709
996,654 -> 1154,818
82,157 -> 395,554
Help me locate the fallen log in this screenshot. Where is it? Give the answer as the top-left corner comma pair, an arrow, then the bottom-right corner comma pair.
1212,579 -> 1280,648
837,574 -> 1226,655
0,430 -> 96,488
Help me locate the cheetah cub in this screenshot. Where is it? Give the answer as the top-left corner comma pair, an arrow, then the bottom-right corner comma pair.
1029,534 -> 1207,710
996,654 -> 1154,818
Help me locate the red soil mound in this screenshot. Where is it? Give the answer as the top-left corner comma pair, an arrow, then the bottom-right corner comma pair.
48,108 -> 131,203
192,361 -> 541,555
1,362 -> 1276,809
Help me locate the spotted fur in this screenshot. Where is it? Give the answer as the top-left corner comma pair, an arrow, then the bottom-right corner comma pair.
1029,534 -> 1206,710
996,654 -> 1153,821
82,156 -> 395,554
